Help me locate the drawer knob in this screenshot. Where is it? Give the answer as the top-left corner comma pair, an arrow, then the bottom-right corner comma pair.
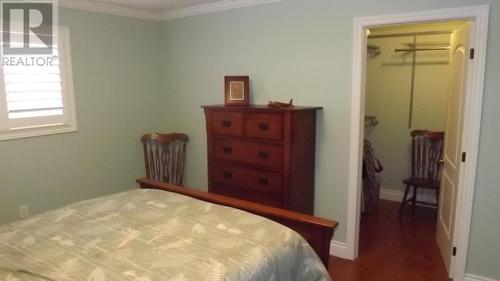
259,123 -> 269,130
223,171 -> 232,179
258,177 -> 269,185
258,151 -> 269,159
223,147 -> 232,154
222,120 -> 232,128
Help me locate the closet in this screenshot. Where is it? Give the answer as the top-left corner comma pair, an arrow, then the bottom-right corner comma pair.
357,20 -> 473,279
362,22 -> 463,211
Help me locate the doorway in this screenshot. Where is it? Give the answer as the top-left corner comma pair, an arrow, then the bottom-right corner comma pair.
345,5 -> 489,281
360,20 -> 468,279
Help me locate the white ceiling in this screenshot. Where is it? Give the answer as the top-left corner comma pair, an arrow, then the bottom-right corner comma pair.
90,0 -> 224,13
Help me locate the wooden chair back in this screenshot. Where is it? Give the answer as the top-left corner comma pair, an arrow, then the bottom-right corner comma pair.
410,130 -> 445,182
141,133 -> 188,185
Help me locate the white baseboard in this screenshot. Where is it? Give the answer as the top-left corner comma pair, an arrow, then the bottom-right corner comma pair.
379,188 -> 405,202
330,240 -> 350,260
465,273 -> 500,281
379,187 -> 437,206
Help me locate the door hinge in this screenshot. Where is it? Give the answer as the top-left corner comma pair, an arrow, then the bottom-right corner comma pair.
453,246 -> 457,256
470,48 -> 475,59
461,152 -> 466,163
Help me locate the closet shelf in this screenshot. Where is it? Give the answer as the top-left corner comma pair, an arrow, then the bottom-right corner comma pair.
365,115 -> 379,127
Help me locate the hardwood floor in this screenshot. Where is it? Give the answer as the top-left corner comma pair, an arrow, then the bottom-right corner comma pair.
328,200 -> 448,281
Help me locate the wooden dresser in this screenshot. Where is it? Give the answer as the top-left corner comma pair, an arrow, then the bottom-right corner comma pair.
202,105 -> 321,214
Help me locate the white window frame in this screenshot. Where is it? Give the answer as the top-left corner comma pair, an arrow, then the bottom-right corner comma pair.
0,27 -> 77,141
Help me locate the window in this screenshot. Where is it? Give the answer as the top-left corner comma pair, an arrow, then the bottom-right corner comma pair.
0,27 -> 76,141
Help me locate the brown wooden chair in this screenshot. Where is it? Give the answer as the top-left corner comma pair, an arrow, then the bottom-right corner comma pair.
400,130 -> 444,214
141,133 -> 188,185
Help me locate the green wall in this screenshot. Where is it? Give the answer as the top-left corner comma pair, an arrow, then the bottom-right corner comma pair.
159,0 -> 499,279
0,1 -> 499,279
0,9 -> 164,223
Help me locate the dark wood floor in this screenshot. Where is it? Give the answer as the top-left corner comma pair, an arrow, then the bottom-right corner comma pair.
328,200 -> 449,281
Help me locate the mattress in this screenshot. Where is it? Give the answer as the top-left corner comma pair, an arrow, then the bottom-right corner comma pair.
0,189 -> 331,281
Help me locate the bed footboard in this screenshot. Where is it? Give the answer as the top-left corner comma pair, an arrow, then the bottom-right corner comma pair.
137,178 -> 338,266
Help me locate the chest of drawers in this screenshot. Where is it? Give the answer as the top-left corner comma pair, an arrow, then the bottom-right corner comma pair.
203,105 -> 321,214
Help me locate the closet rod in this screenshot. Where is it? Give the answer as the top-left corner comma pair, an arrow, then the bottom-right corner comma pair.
395,46 -> 451,52
408,34 -> 417,129
368,30 -> 452,39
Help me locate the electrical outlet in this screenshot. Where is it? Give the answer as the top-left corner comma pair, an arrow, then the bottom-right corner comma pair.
19,205 -> 29,219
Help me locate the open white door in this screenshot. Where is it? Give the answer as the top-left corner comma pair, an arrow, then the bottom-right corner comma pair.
436,22 -> 471,278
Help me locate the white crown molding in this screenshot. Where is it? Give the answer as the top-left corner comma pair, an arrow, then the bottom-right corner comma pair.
59,0 -> 163,20
59,0 -> 282,21
160,0 -> 281,20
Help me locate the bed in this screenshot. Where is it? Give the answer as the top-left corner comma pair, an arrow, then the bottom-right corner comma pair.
0,178 -> 337,281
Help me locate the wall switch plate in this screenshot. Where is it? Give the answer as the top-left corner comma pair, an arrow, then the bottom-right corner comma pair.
19,205 -> 29,219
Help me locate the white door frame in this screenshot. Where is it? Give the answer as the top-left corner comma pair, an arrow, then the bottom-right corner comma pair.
346,5 -> 489,281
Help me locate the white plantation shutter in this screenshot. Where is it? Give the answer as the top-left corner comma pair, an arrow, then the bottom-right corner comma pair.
4,48 -> 63,119
0,27 -> 76,140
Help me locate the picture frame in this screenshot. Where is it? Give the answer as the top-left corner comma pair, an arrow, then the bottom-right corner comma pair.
224,76 -> 250,106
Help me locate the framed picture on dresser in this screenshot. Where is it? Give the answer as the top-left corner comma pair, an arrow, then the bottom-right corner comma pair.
224,76 -> 250,106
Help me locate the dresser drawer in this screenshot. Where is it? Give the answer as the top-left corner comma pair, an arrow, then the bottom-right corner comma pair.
204,105 -> 320,213
212,111 -> 243,136
212,163 -> 282,194
211,184 -> 282,207
244,113 -> 283,140
213,138 -> 283,168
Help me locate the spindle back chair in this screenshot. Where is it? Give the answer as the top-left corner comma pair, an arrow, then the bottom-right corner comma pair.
141,133 -> 188,185
400,130 -> 444,214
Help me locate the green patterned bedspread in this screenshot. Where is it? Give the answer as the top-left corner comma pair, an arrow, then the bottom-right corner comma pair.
0,189 -> 331,281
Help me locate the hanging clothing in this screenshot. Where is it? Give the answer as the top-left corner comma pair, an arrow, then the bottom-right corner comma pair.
362,138 -> 383,213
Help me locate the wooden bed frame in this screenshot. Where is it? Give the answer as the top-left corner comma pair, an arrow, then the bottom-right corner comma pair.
137,178 -> 338,266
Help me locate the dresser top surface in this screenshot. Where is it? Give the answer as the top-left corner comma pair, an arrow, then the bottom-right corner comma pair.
202,104 -> 322,112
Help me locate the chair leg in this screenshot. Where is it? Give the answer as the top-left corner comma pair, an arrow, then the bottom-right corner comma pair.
412,185 -> 418,215
400,184 -> 410,214
436,188 -> 439,207
435,188 -> 440,213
